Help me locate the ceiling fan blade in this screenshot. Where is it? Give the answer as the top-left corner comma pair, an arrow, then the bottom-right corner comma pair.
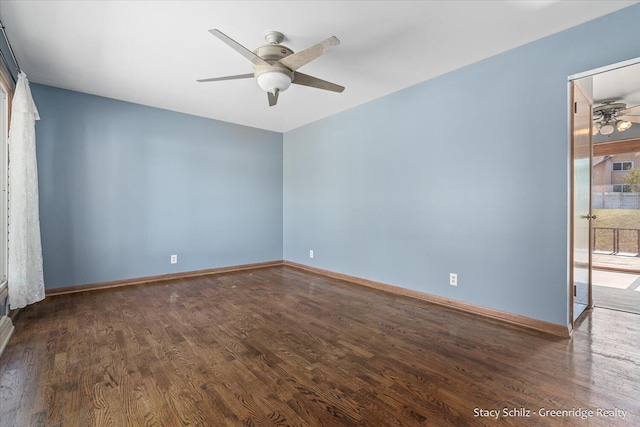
619,115 -> 640,123
620,105 -> 640,115
292,72 -> 345,93
268,90 -> 279,107
209,29 -> 269,67
279,36 -> 340,71
197,73 -> 254,83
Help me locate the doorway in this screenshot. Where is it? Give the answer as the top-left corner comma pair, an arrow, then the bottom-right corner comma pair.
570,58 -> 640,324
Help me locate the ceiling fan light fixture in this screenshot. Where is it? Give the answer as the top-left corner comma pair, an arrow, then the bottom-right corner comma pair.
616,120 -> 632,132
599,123 -> 615,135
199,29 -> 344,106
592,123 -> 600,135
256,71 -> 292,94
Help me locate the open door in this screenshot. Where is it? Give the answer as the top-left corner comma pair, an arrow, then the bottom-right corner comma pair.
570,80 -> 593,324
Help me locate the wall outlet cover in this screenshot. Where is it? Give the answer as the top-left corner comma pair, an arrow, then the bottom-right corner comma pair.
450,273 -> 457,286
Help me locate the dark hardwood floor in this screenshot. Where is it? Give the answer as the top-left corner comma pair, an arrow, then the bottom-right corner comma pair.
1,266 -> 638,426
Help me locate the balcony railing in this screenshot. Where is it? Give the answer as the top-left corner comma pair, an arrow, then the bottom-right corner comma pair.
592,227 -> 640,256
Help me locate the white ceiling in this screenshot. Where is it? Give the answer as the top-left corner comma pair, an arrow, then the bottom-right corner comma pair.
593,62 -> 640,107
1,1 -> 638,132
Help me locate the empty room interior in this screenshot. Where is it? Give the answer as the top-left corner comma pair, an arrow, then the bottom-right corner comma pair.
1,1 -> 640,426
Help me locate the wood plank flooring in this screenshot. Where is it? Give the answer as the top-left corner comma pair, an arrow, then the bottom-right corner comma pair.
593,285 -> 640,315
592,269 -> 640,315
592,253 -> 640,272
1,266 -> 639,426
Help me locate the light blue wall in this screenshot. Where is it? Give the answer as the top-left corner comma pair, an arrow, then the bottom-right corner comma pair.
32,84 -> 283,289
29,5 -> 640,322
283,5 -> 640,326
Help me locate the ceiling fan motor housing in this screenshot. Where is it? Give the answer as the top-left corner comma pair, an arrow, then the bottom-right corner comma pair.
253,45 -> 294,63
593,102 -> 626,119
253,45 -> 295,93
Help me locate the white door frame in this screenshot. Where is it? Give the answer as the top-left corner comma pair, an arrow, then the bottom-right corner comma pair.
567,56 -> 640,331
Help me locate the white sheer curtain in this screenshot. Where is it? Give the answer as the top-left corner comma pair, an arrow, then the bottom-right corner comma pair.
7,72 -> 44,309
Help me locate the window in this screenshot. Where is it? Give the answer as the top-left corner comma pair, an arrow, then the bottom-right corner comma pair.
612,161 -> 633,171
612,184 -> 631,193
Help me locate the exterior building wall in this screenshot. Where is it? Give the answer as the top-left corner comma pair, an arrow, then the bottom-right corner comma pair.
592,152 -> 640,192
592,157 -> 610,192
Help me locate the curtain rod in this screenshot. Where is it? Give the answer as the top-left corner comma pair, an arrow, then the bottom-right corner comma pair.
0,19 -> 20,82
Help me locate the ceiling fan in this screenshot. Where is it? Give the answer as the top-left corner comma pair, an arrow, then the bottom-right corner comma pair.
593,100 -> 640,136
198,29 -> 345,106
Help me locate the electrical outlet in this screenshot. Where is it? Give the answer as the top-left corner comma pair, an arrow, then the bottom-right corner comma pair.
309,250 -> 314,259
450,273 -> 457,286
171,254 -> 178,264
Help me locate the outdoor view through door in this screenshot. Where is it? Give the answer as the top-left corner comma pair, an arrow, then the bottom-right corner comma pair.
581,60 -> 640,316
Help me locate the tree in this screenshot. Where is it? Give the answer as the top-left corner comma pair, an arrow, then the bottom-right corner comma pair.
623,167 -> 640,192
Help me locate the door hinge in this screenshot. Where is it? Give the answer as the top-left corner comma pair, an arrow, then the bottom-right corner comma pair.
574,285 -> 577,297
574,102 -> 578,114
